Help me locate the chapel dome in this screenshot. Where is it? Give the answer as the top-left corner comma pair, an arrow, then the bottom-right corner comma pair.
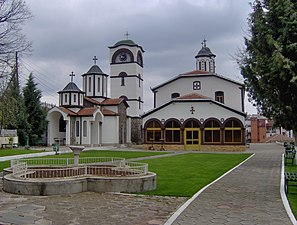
58,82 -> 83,93
195,40 -> 216,58
86,65 -> 104,75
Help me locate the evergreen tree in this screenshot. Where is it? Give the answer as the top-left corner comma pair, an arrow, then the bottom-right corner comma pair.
23,73 -> 47,145
2,68 -> 29,145
238,0 -> 297,136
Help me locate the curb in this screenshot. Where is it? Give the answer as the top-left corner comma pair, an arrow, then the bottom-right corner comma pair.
280,154 -> 297,225
164,153 -> 255,225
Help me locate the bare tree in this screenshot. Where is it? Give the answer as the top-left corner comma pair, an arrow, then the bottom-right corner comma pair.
0,0 -> 32,70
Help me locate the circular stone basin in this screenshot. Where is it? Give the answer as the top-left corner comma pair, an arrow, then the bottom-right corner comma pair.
3,172 -> 156,196
3,157 -> 156,196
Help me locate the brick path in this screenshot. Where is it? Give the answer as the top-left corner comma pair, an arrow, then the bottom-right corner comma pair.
168,143 -> 293,225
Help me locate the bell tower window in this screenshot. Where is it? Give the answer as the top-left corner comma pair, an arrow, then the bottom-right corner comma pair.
119,72 -> 127,86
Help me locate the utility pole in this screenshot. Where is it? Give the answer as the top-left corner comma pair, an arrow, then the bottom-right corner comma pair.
15,51 -> 19,94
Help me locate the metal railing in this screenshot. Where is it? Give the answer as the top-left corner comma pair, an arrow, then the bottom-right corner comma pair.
11,157 -> 125,167
11,157 -> 148,179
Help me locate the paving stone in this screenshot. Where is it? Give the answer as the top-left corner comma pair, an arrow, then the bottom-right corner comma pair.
171,144 -> 292,225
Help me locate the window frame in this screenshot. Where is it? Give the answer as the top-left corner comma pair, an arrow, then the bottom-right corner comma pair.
193,81 -> 201,90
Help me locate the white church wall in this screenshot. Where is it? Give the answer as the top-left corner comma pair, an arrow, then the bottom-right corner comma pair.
101,116 -> 119,144
143,101 -> 245,125
110,63 -> 143,76
154,76 -> 243,112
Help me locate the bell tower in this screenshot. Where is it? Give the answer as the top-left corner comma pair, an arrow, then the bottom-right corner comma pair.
109,35 -> 144,144
109,37 -> 144,117
195,39 -> 216,73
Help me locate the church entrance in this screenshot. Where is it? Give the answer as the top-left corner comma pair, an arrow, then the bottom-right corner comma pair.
184,128 -> 200,150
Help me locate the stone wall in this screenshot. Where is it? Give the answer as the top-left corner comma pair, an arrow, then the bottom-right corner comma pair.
118,102 -> 128,144
131,117 -> 142,144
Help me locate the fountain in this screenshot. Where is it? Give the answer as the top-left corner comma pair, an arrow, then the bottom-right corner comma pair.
2,146 -> 156,196
69,145 -> 85,165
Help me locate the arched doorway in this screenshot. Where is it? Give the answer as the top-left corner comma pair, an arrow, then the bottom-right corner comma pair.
183,119 -> 201,150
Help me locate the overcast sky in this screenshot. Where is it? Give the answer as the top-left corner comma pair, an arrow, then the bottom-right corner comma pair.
19,0 -> 257,114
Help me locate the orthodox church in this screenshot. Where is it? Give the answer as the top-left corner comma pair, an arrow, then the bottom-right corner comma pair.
47,39 -> 144,146
142,40 -> 246,151
47,38 -> 246,151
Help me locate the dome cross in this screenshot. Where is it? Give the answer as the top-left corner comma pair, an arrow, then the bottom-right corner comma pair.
93,56 -> 98,65
69,71 -> 75,82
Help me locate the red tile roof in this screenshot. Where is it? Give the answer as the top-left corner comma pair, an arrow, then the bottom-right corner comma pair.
101,98 -> 124,105
58,107 -> 76,116
58,106 -> 117,117
177,93 -> 210,100
183,70 -> 210,75
84,96 -> 101,105
77,107 -> 98,116
101,107 -> 117,116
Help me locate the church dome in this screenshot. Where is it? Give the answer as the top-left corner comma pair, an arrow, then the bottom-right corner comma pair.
112,39 -> 136,48
86,65 -> 104,75
195,39 -> 216,58
195,46 -> 216,58
58,82 -> 83,93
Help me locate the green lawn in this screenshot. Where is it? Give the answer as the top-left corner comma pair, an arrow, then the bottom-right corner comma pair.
0,149 -> 42,157
0,150 -> 251,198
285,162 -> 297,218
140,153 -> 251,197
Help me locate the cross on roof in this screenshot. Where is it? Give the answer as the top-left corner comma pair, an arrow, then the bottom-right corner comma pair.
201,37 -> 207,47
93,56 -> 98,65
69,71 -> 75,82
124,31 -> 130,40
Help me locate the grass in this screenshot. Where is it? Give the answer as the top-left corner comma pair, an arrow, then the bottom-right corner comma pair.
0,149 -> 251,198
285,161 -> 297,218
0,149 -> 42,157
140,153 -> 251,197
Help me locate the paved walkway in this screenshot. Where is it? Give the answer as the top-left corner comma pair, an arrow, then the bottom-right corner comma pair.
168,143 -> 293,225
0,144 -> 294,224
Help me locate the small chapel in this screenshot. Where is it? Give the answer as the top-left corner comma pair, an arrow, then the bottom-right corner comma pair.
47,37 -> 246,151
47,38 -> 144,146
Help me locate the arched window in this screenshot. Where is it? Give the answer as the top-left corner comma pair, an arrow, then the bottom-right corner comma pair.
171,93 -> 180,99
138,96 -> 141,109
224,119 -> 242,143
119,72 -> 127,86
76,121 -> 80,137
97,77 -> 100,92
165,120 -> 181,143
83,121 -> 87,137
73,94 -> 76,103
184,120 -> 200,128
59,116 -> 66,132
145,120 -> 162,143
215,91 -> 224,103
88,77 -> 92,92
204,119 -> 221,143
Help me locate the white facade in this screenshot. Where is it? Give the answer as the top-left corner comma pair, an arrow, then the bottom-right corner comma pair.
153,74 -> 244,112
143,101 -> 245,126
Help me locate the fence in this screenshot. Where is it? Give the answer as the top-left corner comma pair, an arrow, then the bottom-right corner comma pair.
11,157 -> 148,179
